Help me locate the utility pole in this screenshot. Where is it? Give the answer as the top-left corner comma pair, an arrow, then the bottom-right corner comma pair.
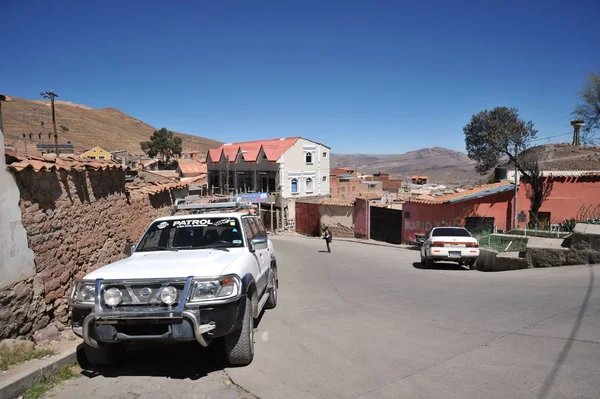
40,90 -> 59,157
513,144 -> 518,230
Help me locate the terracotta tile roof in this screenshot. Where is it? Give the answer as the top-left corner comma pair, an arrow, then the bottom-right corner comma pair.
5,154 -> 129,173
357,192 -> 384,199
208,137 -> 300,163
317,199 -> 355,207
177,162 -> 207,176
127,180 -> 190,195
408,182 -> 513,205
182,174 -> 208,185
147,170 -> 180,179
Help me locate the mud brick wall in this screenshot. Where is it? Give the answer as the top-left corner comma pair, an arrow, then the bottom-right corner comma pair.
319,204 -> 354,238
0,167 -> 178,339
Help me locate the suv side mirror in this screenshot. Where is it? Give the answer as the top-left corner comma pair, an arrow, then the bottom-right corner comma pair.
123,243 -> 137,257
249,237 -> 268,252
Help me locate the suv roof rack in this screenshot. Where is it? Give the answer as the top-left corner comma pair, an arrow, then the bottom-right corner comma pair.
171,195 -> 256,216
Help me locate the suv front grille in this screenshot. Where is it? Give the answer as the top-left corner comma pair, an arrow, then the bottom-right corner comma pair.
102,281 -> 187,308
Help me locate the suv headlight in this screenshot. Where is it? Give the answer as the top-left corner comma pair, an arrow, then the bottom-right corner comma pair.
190,275 -> 241,303
71,282 -> 95,304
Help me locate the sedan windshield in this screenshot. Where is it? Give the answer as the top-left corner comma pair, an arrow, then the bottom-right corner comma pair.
431,228 -> 472,237
137,217 -> 244,252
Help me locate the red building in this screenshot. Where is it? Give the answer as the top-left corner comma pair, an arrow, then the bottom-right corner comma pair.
330,174 -> 361,200
402,171 -> 600,243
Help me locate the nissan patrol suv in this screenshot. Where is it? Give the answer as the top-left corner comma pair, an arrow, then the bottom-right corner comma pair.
69,197 -> 278,367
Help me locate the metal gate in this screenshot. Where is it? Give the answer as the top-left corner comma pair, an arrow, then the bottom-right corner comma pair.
370,207 -> 402,244
296,202 -> 321,236
465,217 -> 495,235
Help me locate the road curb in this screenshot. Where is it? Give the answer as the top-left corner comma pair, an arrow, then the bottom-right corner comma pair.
335,238 -> 416,250
0,342 -> 79,399
284,234 -> 417,250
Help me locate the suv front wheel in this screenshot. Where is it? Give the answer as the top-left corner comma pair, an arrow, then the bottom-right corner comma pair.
224,297 -> 254,366
265,268 -> 278,309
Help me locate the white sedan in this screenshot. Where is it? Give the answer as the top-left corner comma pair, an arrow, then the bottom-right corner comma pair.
420,227 -> 479,269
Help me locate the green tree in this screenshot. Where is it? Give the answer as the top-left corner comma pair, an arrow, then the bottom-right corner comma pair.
140,128 -> 183,162
520,158 -> 554,228
464,107 -> 553,228
573,70 -> 600,144
464,106 -> 537,175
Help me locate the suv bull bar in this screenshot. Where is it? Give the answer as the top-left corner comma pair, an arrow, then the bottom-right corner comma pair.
74,276 -> 217,349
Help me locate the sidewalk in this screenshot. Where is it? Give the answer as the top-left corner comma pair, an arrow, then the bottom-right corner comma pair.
0,339 -> 80,399
276,231 -> 416,250
335,237 -> 416,250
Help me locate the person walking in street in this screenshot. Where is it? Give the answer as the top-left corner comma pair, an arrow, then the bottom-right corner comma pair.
322,226 -> 333,253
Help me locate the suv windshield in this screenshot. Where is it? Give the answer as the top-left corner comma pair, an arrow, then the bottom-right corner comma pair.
137,217 -> 244,252
431,228 -> 472,237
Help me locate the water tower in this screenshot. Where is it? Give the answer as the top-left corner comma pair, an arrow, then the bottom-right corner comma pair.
571,119 -> 585,146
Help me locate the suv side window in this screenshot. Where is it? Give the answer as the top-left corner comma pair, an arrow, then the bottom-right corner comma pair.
243,218 -> 255,243
254,218 -> 268,238
248,218 -> 262,238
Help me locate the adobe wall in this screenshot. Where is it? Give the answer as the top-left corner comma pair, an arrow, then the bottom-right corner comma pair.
0,167 -> 181,339
319,204 -> 354,238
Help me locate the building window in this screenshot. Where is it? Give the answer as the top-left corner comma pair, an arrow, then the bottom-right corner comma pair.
323,152 -> 327,158
352,186 -> 356,191
291,178 -> 298,194
306,178 -> 313,193
341,186 -> 346,192
305,152 -> 313,164
323,176 -> 327,182
99,156 -> 106,160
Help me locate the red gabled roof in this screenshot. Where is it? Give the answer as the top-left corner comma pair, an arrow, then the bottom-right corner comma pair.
208,137 -> 300,163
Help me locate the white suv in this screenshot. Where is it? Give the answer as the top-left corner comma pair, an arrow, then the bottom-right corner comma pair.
69,197 -> 278,367
420,227 -> 479,269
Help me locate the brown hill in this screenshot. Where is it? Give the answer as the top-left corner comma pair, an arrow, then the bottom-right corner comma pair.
334,144 -> 600,187
332,147 -> 481,186
2,97 -> 223,155
513,143 -> 600,170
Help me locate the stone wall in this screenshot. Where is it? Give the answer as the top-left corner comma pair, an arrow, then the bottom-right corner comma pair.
0,167 -> 182,339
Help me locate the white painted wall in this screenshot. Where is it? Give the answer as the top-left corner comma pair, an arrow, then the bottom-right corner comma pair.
280,138 -> 330,199
0,104 -> 36,289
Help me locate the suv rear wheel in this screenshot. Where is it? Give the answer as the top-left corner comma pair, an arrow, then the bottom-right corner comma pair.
224,297 -> 254,366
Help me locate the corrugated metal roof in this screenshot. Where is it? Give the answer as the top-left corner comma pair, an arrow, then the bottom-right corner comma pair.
36,144 -> 75,149
409,182 -> 514,205
508,170 -> 600,179
177,162 -> 207,175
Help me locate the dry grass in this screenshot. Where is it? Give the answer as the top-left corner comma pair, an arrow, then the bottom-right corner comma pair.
0,344 -> 56,371
2,96 -> 223,156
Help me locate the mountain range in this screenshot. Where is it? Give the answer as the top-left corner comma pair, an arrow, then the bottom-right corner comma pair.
332,147 -> 482,186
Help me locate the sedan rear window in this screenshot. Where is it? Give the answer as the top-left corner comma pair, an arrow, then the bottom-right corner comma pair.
431,228 -> 471,237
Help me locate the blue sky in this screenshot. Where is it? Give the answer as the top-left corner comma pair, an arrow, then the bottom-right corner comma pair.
2,0 -> 599,154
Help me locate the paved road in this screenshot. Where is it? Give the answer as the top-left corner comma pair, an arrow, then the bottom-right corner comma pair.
47,236 -> 600,398
44,343 -> 257,399
227,236 -> 600,399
